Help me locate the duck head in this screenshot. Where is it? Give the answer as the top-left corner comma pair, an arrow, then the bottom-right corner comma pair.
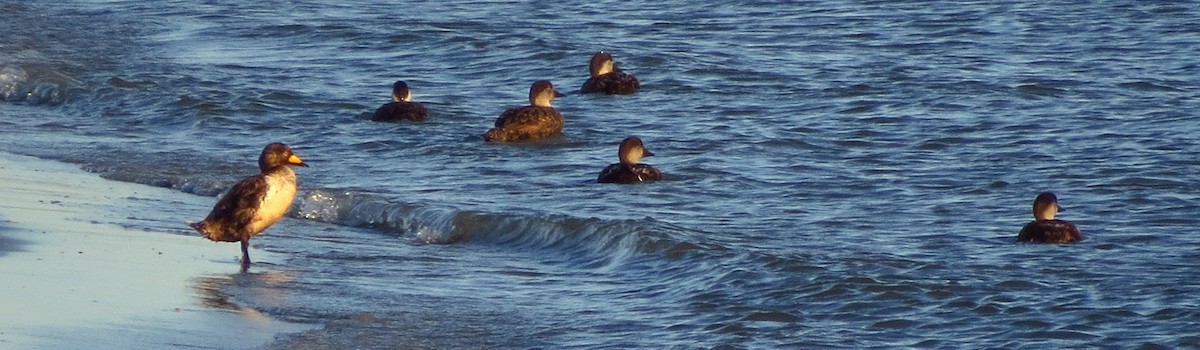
391,80 -> 413,102
259,142 -> 308,171
529,80 -> 564,108
588,52 -> 617,77
617,136 -> 653,165
1032,192 -> 1063,221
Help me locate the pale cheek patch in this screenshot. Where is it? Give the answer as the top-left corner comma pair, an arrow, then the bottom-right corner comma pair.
600,61 -> 615,75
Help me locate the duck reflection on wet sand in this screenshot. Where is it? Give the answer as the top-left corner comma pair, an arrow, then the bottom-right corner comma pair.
193,270 -> 295,322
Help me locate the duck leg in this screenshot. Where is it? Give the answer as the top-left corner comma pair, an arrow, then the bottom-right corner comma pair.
240,238 -> 252,267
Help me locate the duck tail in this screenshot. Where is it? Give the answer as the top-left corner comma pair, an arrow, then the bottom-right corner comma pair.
483,128 -> 505,142
188,221 -> 211,238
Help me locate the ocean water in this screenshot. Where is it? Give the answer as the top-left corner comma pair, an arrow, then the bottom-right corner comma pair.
3,0 -> 1200,348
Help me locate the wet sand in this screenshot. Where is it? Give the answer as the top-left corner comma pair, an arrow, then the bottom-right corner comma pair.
0,152 -> 310,349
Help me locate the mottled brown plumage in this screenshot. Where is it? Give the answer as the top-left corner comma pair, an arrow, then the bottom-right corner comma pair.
190,143 -> 307,267
372,102 -> 428,122
372,81 -> 428,122
1017,192 -> 1082,243
598,136 -> 662,183
580,52 -> 640,95
484,80 -> 565,142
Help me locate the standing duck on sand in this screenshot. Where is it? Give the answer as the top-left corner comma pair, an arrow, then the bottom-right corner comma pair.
190,143 -> 307,268
372,80 -> 428,122
597,136 -> 662,184
484,80 -> 565,142
580,52 -> 640,95
1017,192 -> 1082,243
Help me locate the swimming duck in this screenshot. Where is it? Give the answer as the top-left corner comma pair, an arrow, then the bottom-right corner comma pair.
483,80 -> 565,142
580,52 -> 640,95
597,136 -> 662,183
190,143 -> 308,268
372,80 -> 428,122
1017,192 -> 1082,243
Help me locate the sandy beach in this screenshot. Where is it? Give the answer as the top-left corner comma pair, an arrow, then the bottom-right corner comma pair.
0,152 -> 310,349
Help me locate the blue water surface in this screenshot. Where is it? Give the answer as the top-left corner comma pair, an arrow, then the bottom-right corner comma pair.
2,0 -> 1199,348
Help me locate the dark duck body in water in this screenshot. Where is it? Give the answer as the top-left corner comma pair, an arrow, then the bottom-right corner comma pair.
580,52 -> 640,95
597,136 -> 662,184
372,80 -> 428,122
484,80 -> 565,142
1017,192 -> 1082,243
190,143 -> 308,268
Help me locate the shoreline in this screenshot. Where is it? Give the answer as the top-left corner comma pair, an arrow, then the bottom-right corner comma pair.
0,151 -> 311,349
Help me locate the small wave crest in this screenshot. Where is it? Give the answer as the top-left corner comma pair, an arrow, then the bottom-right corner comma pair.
294,189 -> 717,267
0,63 -> 77,105
295,190 -> 462,245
